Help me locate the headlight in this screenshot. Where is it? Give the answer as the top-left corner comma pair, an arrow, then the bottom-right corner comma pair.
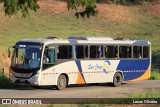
32,74 -> 39,79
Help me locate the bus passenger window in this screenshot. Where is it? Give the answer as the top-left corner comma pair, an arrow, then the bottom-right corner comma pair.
90,46 -> 97,58
104,46 -> 108,58
57,46 -> 72,59
85,46 -> 88,58
98,46 -> 103,58
90,46 -> 103,59
115,46 -> 119,58
143,46 -> 149,58
133,46 -> 142,58
75,46 -> 88,59
107,46 -> 118,58
119,46 -> 132,58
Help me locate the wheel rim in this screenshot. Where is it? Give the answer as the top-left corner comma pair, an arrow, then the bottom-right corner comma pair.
59,78 -> 64,88
116,76 -> 120,84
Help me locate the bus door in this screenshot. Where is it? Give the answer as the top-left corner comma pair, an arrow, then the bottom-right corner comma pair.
41,46 -> 56,85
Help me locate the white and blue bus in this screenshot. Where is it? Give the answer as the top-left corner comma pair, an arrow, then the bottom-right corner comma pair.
8,36 -> 151,90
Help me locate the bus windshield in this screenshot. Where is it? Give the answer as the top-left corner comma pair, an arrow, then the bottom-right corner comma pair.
11,45 -> 42,69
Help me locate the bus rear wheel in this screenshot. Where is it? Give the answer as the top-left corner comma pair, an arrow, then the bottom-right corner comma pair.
113,73 -> 122,87
56,75 -> 67,90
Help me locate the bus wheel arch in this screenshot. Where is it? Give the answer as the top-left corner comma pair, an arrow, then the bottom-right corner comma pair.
56,73 -> 68,90
112,71 -> 123,87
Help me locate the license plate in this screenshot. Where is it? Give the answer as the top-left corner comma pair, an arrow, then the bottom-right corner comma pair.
20,79 -> 25,82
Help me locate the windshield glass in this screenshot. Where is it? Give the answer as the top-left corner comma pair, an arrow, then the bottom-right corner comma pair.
12,44 -> 42,69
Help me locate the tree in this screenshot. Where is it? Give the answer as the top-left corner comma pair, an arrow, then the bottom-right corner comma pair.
67,0 -> 98,18
0,0 -> 39,18
0,0 -> 98,18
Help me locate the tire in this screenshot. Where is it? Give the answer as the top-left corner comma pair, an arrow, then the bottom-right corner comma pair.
56,75 -> 67,90
32,86 -> 41,89
113,73 -> 123,87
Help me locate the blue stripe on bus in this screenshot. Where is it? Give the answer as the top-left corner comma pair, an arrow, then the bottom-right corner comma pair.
73,46 -> 76,59
133,41 -> 148,45
116,59 -> 150,81
69,40 -> 77,44
75,60 -> 86,83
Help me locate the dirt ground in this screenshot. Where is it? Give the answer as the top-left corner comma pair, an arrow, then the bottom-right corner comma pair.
38,1 -> 160,24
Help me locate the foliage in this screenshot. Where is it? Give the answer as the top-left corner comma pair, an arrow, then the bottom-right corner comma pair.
0,0 -> 40,18
0,69 -> 3,76
0,2 -> 160,51
152,50 -> 160,66
0,0 -> 98,18
67,0 -> 98,18
150,68 -> 160,80
0,75 -> 29,88
0,0 -> 159,18
0,75 -> 14,88
129,89 -> 160,98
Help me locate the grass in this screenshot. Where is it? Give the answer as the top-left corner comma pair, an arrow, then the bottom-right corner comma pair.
0,2 -> 160,52
128,89 -> 160,98
0,75 -> 29,89
0,69 -> 3,76
0,104 -> 80,107
150,68 -> 160,80
0,75 -> 15,88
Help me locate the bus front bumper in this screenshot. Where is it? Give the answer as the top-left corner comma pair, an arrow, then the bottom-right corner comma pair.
10,72 -> 40,86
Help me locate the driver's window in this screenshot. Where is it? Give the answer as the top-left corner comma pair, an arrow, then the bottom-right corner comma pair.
43,47 -> 55,70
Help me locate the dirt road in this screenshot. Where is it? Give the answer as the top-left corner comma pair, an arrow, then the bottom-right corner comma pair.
0,80 -> 159,98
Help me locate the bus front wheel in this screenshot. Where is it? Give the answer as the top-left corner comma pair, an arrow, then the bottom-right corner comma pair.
113,73 -> 122,87
56,75 -> 67,90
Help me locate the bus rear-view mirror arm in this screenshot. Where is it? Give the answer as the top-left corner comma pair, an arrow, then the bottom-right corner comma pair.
8,46 -> 15,57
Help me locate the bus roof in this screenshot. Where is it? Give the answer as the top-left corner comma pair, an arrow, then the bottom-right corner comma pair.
17,36 -> 151,45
